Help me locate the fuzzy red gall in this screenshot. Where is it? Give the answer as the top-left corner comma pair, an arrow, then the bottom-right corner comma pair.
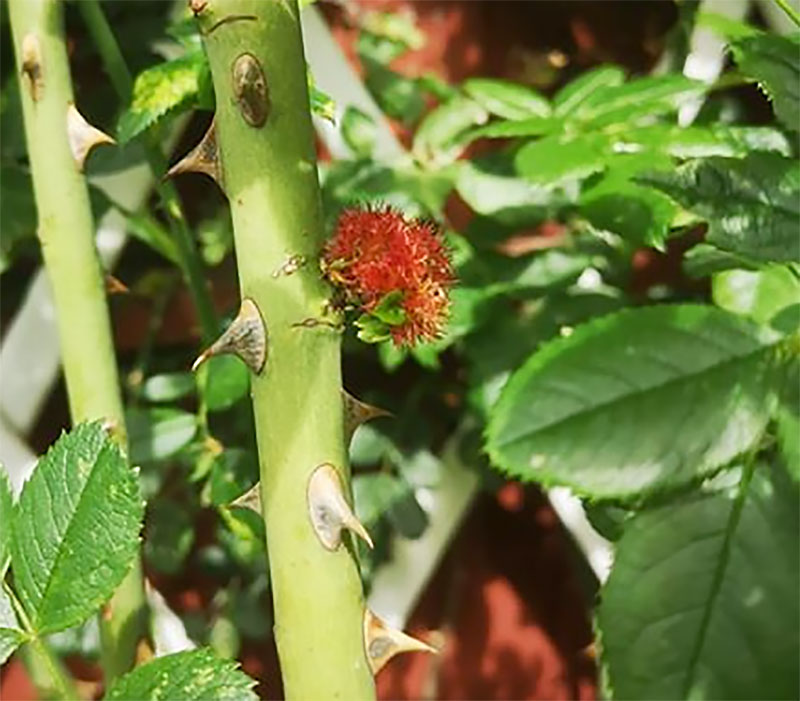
322,206 -> 455,346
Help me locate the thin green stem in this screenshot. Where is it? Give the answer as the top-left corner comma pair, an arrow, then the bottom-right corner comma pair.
79,0 -> 218,343
4,582 -> 80,701
8,0 -> 146,684
774,0 -> 800,28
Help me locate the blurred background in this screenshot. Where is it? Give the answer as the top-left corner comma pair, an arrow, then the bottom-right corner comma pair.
1,1 -> 795,699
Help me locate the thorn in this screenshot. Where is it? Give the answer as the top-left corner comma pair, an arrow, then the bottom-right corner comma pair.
189,0 -> 208,14
231,482 -> 261,514
343,390 -> 391,443
105,274 -> 128,295
307,463 -> 373,551
66,103 -> 115,171
165,118 -> 223,190
363,609 -> 437,675
191,298 -> 267,374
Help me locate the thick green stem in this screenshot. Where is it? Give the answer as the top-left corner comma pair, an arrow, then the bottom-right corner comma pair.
8,0 -> 146,685
198,1 -> 375,698
78,0 -> 218,343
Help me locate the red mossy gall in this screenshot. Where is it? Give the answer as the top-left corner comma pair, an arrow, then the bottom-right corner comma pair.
322,206 -> 455,347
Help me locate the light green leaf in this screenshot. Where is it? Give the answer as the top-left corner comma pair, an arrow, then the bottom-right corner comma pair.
486,305 -> 784,500
730,33 -> 800,131
0,467 -> 12,571
639,153 -> 800,263
117,51 -> 210,144
341,106 -> 376,158
713,265 -> 800,327
515,131 -> 613,185
0,587 -> 26,664
569,74 -> 707,129
598,461 -> 799,700
462,78 -> 550,120
412,95 -> 488,166
308,70 -> 335,123
141,372 -> 196,403
695,11 -> 762,41
469,115 -> 559,139
127,408 -> 197,463
775,357 -> 800,481
371,291 -> 406,326
205,355 -> 250,412
552,65 -> 625,117
11,423 -> 143,634
105,647 -> 258,700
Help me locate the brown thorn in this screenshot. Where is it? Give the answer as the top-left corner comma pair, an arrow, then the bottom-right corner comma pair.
230,482 -> 261,514
307,463 -> 373,551
105,274 -> 129,295
343,390 -> 391,443
363,609 -> 437,675
191,298 -> 268,374
165,117 -> 224,190
66,103 -> 115,172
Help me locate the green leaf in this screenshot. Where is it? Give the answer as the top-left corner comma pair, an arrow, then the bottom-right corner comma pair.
207,449 -> 258,507
341,106 -> 376,158
361,11 -> 425,51
639,153 -> 800,263
462,78 -> 550,120
695,11 -> 762,41
0,587 -> 26,664
552,65 -> 625,117
0,165 -> 36,269
127,408 -> 197,463
105,647 -> 258,700
0,467 -> 12,571
730,33 -> 800,131
117,51 -> 211,144
597,461 -> 799,699
10,423 -> 143,634
371,291 -> 407,326
486,305 -> 784,500
144,498 -> 194,575
354,473 -> 407,529
776,363 -> 800,481
568,74 -> 708,130
204,355 -> 250,412
683,243 -> 759,278
141,372 -> 196,403
363,60 -> 424,124
515,131 -> 613,185
713,265 -> 800,327
355,314 -> 392,344
125,213 -> 181,265
412,95 -> 488,166
308,70 -> 335,123
469,115 -> 560,139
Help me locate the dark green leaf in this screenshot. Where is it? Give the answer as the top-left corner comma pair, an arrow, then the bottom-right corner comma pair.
486,305 -> 784,500
127,408 -> 197,463
639,153 -> 800,263
341,106 -> 376,158
364,60 -> 424,124
353,473 -> 407,528
105,647 -> 258,700
144,499 -> 194,575
730,33 -> 800,131
598,462 -> 799,699
208,449 -> 258,507
204,355 -> 250,412
583,502 -> 631,541
371,291 -> 406,326
552,65 -> 625,117
117,51 -> 210,144
412,95 -> 488,166
387,488 -> 428,539
462,78 -> 550,120
11,423 -> 143,634
683,243 -> 759,278
0,587 -> 26,664
775,360 -> 800,481
713,265 -> 800,326
141,372 -> 196,403
0,165 -> 36,270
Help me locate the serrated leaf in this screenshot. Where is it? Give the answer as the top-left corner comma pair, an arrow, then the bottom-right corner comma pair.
141,372 -> 196,403
713,265 -> 800,327
598,461 -> 799,699
117,51 -> 210,144
462,78 -> 550,120
127,408 -> 197,463
412,95 -> 488,166
105,647 -> 258,700
0,467 -> 12,571
730,33 -> 800,131
568,74 -> 708,129
10,423 -> 143,634
0,587 -> 26,664
639,153 -> 800,263
552,65 -> 626,117
486,305 -> 784,500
